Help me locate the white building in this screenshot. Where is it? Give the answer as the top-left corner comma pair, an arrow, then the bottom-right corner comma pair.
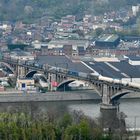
32,40 -> 42,49
132,5 -> 140,16
48,39 -> 89,51
16,78 -> 35,91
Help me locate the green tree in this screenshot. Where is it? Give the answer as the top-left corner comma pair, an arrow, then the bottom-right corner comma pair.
64,124 -> 79,140
59,114 -> 72,129
78,119 -> 91,140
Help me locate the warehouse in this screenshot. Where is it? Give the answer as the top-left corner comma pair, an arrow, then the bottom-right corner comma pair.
37,55 -> 92,73
48,39 -> 89,56
83,57 -> 140,83
95,34 -> 120,49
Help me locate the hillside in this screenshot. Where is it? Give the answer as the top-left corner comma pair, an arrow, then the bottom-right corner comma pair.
0,0 -> 139,22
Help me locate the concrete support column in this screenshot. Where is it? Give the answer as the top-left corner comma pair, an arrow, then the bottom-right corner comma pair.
48,73 -> 57,91
100,84 -> 119,111
15,65 -> 18,77
59,75 -> 64,83
57,75 -> 62,83
17,66 -> 26,78
48,73 -> 52,91
47,73 -> 51,91
24,67 -> 29,76
102,84 -> 110,105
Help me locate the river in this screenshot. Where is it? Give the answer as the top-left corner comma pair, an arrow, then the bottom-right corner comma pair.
0,98 -> 139,129
69,98 -> 140,129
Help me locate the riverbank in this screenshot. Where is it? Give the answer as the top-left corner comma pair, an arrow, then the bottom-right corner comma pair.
0,91 -> 101,103
0,89 -> 139,103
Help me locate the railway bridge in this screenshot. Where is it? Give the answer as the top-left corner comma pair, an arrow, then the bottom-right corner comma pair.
0,57 -> 140,110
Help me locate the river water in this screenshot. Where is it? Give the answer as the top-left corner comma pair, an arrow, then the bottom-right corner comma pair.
68,98 -> 140,129
0,98 -> 139,129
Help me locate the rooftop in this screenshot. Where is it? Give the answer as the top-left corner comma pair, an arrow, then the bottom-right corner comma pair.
37,55 -> 140,79
48,39 -> 89,46
97,34 -> 119,42
37,55 -> 92,73
128,56 -> 140,61
84,60 -> 140,78
11,50 -> 32,57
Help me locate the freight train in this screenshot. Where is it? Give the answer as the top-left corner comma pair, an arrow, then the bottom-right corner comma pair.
67,70 -> 140,89
2,56 -> 140,89
90,73 -> 140,89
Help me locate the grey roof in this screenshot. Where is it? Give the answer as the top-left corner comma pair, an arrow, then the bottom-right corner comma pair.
37,55 -> 140,78
110,61 -> 140,78
97,34 -> 119,42
37,55 -> 92,73
84,61 -> 140,78
84,61 -> 125,78
128,56 -> 140,61
11,50 -> 31,56
48,39 -> 89,46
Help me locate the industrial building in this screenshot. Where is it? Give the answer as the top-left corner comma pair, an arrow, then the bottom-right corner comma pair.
37,55 -> 92,73
48,39 -> 89,56
36,55 -> 140,84
95,34 -> 120,49
127,56 -> 140,65
82,56 -> 140,83
9,49 -> 35,61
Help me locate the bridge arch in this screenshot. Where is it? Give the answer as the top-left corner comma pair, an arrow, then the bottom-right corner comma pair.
26,70 -> 37,78
57,79 -> 76,91
110,90 -> 131,103
0,62 -> 15,74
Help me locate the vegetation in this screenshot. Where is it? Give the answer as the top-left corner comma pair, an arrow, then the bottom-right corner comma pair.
0,112 -> 113,140
0,0 -> 140,22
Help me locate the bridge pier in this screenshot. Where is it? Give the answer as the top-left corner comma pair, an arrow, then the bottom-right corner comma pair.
99,84 -> 126,131
100,84 -> 120,110
100,104 -> 120,131
100,103 -> 119,110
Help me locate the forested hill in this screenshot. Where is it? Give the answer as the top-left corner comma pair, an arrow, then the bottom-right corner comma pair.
0,0 -> 139,22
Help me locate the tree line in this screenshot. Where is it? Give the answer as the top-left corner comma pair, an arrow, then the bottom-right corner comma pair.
0,0 -> 139,22
0,112 -> 113,140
